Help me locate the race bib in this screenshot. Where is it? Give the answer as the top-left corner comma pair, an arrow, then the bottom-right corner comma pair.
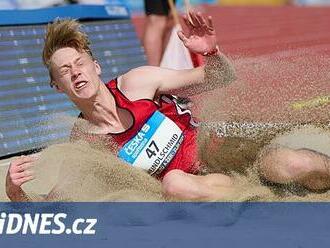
118,111 -> 183,175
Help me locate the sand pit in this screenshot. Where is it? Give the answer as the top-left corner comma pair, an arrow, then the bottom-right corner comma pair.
1,121 -> 329,203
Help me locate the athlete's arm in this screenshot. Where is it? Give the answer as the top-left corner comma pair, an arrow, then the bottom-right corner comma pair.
119,11 -> 235,99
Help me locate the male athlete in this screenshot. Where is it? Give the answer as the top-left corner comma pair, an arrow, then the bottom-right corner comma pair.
6,11 -> 237,201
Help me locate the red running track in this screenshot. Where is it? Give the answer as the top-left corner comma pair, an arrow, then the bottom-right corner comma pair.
132,6 -> 330,123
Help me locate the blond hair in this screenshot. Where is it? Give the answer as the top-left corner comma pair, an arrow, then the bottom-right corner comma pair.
42,18 -> 94,86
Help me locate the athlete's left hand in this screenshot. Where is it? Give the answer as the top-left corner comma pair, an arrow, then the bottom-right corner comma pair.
178,11 -> 218,55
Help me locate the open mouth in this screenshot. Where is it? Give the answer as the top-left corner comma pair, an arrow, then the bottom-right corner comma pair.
74,80 -> 88,90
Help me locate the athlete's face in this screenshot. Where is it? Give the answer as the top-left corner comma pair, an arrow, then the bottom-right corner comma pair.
50,47 -> 102,101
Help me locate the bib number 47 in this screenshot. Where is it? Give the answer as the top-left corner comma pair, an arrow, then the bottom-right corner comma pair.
146,140 -> 159,158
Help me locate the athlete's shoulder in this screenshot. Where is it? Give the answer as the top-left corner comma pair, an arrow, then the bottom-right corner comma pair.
118,66 -> 161,98
122,65 -> 161,82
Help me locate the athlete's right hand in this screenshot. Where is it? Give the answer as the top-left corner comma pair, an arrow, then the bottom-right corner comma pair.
6,155 -> 38,190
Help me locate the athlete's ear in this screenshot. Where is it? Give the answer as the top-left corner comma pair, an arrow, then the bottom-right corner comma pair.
49,69 -> 64,93
94,60 -> 102,76
52,81 -> 64,93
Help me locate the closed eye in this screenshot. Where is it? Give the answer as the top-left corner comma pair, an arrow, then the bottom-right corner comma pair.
76,59 -> 84,66
60,68 -> 69,75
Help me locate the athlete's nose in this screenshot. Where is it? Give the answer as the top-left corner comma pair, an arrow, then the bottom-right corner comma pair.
71,65 -> 81,81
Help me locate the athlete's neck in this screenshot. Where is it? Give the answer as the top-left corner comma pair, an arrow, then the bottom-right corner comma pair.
76,83 -> 131,134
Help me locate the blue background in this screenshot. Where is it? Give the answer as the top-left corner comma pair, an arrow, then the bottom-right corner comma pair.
0,202 -> 329,247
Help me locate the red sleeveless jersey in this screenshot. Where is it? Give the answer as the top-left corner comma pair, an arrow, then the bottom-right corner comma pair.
72,79 -> 200,178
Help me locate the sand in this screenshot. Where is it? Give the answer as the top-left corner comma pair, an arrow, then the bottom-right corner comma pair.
1,123 -> 329,202
0,119 -> 267,202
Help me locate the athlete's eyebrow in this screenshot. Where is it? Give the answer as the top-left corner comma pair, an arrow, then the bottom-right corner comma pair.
74,56 -> 83,63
